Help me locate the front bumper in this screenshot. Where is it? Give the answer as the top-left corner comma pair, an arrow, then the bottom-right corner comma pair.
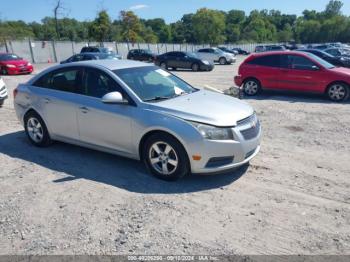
200,63 -> 214,71
6,66 -> 33,75
190,120 -> 261,174
234,75 -> 243,87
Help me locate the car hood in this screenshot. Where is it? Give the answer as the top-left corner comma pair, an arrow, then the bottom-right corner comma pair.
147,90 -> 254,127
330,66 -> 350,76
1,59 -> 29,66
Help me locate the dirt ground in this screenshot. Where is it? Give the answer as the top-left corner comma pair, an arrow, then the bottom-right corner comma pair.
0,57 -> 349,255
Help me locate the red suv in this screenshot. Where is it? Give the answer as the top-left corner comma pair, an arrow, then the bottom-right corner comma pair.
234,51 -> 350,102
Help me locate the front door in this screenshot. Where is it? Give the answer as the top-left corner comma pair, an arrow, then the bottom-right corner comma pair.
76,68 -> 134,154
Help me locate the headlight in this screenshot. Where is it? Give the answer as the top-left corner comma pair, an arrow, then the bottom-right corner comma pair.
27,62 -> 32,66
6,64 -> 16,68
202,60 -> 210,65
189,121 -> 234,140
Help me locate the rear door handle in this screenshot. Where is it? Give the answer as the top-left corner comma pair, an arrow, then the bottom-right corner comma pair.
79,106 -> 89,113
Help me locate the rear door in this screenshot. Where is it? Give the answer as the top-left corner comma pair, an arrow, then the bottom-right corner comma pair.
32,67 -> 82,140
246,54 -> 283,89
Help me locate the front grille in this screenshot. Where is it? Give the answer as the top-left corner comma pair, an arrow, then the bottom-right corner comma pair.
240,121 -> 260,140
237,113 -> 260,140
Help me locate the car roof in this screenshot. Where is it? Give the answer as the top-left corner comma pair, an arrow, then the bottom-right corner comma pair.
65,59 -> 152,70
251,51 -> 303,56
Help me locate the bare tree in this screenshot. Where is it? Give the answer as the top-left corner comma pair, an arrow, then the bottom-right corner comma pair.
53,0 -> 64,39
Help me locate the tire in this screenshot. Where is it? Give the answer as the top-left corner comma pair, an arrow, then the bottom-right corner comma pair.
24,111 -> 52,147
0,100 -> 4,107
219,57 -> 227,65
160,62 -> 167,70
143,133 -> 190,181
1,67 -> 7,75
191,63 -> 199,72
326,82 -> 349,102
243,78 -> 261,96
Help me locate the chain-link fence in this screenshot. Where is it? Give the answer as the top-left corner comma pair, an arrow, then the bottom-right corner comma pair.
2,39 -> 280,63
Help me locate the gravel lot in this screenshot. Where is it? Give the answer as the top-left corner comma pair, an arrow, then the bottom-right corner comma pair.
0,57 -> 349,255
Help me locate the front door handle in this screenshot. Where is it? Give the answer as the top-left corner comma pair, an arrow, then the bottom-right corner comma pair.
79,106 -> 89,113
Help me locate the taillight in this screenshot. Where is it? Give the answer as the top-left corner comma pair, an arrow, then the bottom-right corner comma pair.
13,88 -> 18,98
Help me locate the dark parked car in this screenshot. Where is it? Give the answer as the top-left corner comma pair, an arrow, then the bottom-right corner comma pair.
232,48 -> 250,55
298,49 -> 350,68
80,46 -> 114,54
60,53 -> 122,64
324,48 -> 350,58
127,49 -> 157,62
218,46 -> 237,55
155,51 -> 214,71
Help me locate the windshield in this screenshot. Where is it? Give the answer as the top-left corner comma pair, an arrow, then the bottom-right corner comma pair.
186,52 -> 198,58
306,53 -> 335,69
114,66 -> 197,102
0,54 -> 21,61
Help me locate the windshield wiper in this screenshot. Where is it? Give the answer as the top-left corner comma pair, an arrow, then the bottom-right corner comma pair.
143,96 -> 173,102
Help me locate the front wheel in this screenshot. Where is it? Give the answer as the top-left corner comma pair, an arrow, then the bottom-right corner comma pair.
191,63 -> 199,72
1,67 -> 7,75
143,133 -> 190,181
243,79 -> 261,96
24,111 -> 52,147
327,83 -> 349,102
219,57 -> 227,65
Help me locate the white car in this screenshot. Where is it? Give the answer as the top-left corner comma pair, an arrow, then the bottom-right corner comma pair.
196,48 -> 236,65
0,76 -> 7,107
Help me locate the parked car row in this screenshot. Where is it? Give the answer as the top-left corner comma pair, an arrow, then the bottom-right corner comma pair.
235,51 -> 350,102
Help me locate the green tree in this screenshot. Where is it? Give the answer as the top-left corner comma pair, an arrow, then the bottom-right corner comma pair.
120,10 -> 142,43
192,8 -> 226,45
89,10 -> 112,42
144,18 -> 171,42
324,0 -> 343,17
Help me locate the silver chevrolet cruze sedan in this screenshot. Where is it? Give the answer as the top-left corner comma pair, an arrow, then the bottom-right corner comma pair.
14,60 -> 261,181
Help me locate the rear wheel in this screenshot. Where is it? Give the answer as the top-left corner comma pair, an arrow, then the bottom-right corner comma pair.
219,57 -> 227,65
24,111 -> 52,147
243,79 -> 261,96
327,83 -> 349,102
191,63 -> 199,72
0,100 -> 4,107
143,133 -> 190,181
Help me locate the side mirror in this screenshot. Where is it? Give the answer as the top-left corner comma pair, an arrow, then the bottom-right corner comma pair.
101,92 -> 128,104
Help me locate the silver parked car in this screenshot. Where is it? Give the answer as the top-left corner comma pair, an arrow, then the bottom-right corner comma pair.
14,60 -> 261,181
0,76 -> 7,107
196,48 -> 236,65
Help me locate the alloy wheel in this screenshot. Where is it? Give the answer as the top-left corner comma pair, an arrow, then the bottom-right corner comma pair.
244,80 -> 259,95
149,141 -> 178,175
328,84 -> 346,101
27,117 -> 44,143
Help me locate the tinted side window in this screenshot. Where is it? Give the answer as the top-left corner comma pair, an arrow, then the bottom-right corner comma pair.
248,55 -> 281,68
33,74 -> 51,88
288,55 -> 316,70
72,54 -> 84,62
83,69 -> 122,98
51,68 -> 83,93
